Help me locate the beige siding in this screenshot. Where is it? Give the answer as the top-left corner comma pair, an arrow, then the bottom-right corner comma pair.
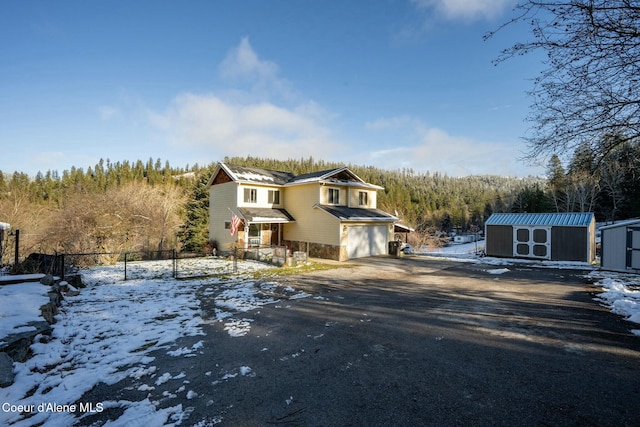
319,185 -> 347,205
283,184 -> 340,246
348,189 -> 376,208
209,182 -> 238,250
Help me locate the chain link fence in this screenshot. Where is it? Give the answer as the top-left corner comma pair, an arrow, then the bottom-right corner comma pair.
2,247 -> 288,281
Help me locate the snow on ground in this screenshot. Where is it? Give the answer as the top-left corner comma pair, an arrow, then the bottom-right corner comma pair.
587,271 -> 640,336
1,251 -> 639,426
0,282 -> 51,342
0,257 -> 310,427
413,240 -> 483,259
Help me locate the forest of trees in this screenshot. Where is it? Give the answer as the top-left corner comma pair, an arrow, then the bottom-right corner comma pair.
1,139 -> 638,265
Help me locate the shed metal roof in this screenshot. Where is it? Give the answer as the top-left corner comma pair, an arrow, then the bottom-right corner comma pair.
485,212 -> 594,227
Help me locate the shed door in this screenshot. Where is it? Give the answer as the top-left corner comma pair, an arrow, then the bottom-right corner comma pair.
513,226 -> 551,260
347,225 -> 388,259
627,227 -> 640,270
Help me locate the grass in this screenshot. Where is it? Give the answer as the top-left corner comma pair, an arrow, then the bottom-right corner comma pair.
248,260 -> 351,279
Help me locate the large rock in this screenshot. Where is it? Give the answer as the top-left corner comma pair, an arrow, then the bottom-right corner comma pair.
0,352 -> 13,387
0,321 -> 52,363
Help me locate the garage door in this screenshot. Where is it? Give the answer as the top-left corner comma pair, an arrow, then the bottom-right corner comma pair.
347,225 -> 388,259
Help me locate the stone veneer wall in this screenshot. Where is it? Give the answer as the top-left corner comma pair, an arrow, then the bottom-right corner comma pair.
284,241 -> 341,261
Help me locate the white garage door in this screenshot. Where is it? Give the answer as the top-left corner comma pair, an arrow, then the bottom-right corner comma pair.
347,225 -> 388,259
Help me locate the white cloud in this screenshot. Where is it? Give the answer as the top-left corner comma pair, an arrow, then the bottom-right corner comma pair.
219,36 -> 279,82
363,115 -> 538,176
411,0 -> 514,21
218,37 -> 296,100
148,93 -> 342,161
147,37 -> 342,163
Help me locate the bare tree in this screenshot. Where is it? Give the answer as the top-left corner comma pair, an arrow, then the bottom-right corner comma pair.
46,181 -> 186,263
487,1 -> 640,163
567,171 -> 599,212
599,155 -> 625,221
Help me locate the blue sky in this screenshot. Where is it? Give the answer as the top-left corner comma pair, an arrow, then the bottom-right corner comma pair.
0,0 -> 546,178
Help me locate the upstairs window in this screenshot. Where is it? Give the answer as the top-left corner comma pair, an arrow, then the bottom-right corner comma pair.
244,188 -> 257,203
359,191 -> 369,207
268,189 -> 280,204
328,188 -> 340,204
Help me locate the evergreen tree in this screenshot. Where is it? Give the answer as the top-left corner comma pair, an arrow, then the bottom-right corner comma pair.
179,165 -> 216,252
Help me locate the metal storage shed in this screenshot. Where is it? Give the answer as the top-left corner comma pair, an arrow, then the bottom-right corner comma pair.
600,219 -> 640,272
485,212 -> 596,262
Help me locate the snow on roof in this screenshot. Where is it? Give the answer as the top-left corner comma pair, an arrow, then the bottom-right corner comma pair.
223,164 -> 295,186
216,164 -> 382,189
486,212 -> 594,227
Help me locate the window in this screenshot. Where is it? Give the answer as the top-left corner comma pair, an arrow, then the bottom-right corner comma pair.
268,189 -> 280,204
224,221 -> 231,229
359,191 -> 368,207
248,223 -> 260,237
328,188 -> 340,204
244,188 -> 257,203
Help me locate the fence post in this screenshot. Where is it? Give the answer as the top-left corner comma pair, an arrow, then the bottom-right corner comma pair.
233,246 -> 238,273
124,252 -> 128,280
60,253 -> 65,281
173,249 -> 177,279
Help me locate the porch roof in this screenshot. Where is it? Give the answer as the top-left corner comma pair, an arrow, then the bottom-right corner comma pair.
237,207 -> 295,224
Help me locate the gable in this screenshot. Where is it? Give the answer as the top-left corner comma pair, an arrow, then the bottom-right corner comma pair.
325,169 -> 361,182
211,168 -> 233,186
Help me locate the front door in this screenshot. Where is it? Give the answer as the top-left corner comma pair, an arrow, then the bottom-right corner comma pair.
271,224 -> 279,246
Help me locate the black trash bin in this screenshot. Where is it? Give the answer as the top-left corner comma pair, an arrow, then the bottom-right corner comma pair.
388,241 -> 400,256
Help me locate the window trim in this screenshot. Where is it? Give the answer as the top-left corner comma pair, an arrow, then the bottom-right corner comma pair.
244,187 -> 258,203
268,189 -> 280,204
358,191 -> 369,207
328,187 -> 340,205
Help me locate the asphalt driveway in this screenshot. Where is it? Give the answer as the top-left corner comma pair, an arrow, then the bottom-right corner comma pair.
80,256 -> 640,426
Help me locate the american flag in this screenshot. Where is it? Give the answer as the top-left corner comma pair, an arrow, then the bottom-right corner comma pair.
230,214 -> 241,236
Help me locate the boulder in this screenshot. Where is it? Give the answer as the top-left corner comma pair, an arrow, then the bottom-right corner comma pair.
40,274 -> 55,286
0,352 -> 13,388
0,321 -> 52,363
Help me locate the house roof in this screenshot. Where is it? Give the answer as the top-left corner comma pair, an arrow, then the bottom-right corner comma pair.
209,163 -> 383,189
485,212 -> 595,227
236,207 -> 295,224
599,218 -> 640,230
288,167 -> 383,189
394,223 -> 414,233
221,163 -> 295,185
315,205 -> 397,222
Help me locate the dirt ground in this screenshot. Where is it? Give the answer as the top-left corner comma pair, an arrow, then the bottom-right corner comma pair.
79,256 -> 640,426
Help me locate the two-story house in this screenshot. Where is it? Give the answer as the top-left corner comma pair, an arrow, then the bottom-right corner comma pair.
207,162 -> 398,261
